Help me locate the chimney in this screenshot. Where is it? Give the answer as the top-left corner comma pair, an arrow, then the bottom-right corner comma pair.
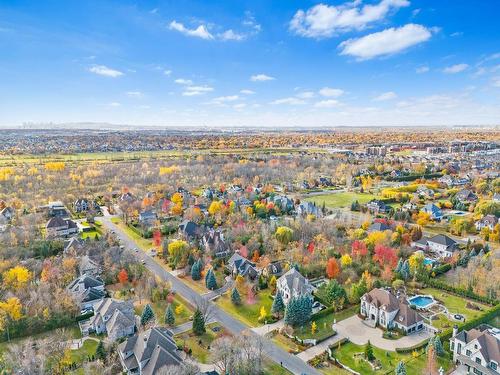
452,324 -> 458,338
143,336 -> 148,349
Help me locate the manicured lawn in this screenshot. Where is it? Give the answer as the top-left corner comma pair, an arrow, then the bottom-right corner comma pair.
80,229 -> 100,239
305,192 -> 381,209
134,294 -> 194,326
263,360 -> 293,375
328,342 -> 452,374
179,268 -> 226,294
175,323 -> 229,364
113,218 -> 153,251
295,305 -> 359,341
418,288 -> 490,330
216,289 -> 274,327
70,339 -> 98,363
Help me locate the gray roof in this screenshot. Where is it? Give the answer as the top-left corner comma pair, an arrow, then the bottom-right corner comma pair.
454,325 -> 500,364
278,268 -> 311,296
394,301 -> 423,326
428,234 -> 457,247
363,288 -> 400,312
368,222 -> 391,232
67,274 -> 104,292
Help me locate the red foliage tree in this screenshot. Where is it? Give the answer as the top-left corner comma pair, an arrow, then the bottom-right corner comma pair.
307,241 -> 315,254
373,244 -> 398,268
351,240 -> 368,258
326,258 -> 340,279
118,269 -> 129,285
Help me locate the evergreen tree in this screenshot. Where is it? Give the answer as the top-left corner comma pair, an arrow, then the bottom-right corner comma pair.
401,260 -> 410,280
192,308 -> 206,336
165,304 -> 175,326
284,295 -> 312,326
433,336 -> 444,356
395,258 -> 403,273
95,340 -> 106,362
271,290 -> 285,316
191,260 -> 201,280
140,304 -> 155,326
395,361 -> 407,375
231,287 -> 241,305
365,340 -> 375,361
206,269 -> 217,290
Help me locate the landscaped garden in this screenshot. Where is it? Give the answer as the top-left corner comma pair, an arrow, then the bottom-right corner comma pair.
216,289 -> 274,327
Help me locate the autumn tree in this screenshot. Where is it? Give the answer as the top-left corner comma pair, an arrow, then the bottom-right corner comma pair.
326,257 -> 340,279
118,268 -> 129,285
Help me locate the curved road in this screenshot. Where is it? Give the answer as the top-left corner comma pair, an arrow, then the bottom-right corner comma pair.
100,215 -> 321,375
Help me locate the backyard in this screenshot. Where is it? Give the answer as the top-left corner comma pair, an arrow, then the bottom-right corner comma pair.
133,293 -> 194,326
215,289 -> 274,327
305,192 -> 381,209
174,323 -> 229,364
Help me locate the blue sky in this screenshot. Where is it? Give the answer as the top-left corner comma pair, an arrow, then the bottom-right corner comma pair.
1,0 -> 499,127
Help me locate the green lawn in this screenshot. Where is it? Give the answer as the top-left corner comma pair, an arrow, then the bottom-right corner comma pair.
175,323 -> 228,364
216,289 -> 274,327
328,342 -> 452,374
294,305 -> 359,341
305,192 -> 381,209
263,360 -> 293,375
134,294 -> 194,326
112,218 -> 153,251
180,268 -> 226,294
80,229 -> 100,239
418,288 -> 490,330
69,339 -> 98,363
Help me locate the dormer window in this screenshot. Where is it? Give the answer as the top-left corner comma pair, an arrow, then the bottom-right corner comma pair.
490,362 -> 498,371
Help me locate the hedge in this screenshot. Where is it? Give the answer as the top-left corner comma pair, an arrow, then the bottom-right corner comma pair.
431,263 -> 452,277
395,340 -> 429,354
388,173 -> 443,182
424,278 -> 498,306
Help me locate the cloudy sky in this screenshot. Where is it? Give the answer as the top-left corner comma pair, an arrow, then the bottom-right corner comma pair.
1,0 -> 499,127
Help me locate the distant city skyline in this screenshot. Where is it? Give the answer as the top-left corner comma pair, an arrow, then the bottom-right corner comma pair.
1,0 -> 499,127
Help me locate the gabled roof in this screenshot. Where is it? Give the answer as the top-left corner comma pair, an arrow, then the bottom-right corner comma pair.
454,325 -> 500,364
428,234 -> 457,247
67,274 -> 104,292
278,268 -> 311,296
368,222 -> 391,232
363,288 -> 400,312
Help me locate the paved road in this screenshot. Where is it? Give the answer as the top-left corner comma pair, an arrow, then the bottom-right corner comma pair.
100,215 -> 321,375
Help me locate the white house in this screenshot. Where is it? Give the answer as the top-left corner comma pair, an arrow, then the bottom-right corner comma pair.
412,234 -> 458,258
276,268 -> 314,305
475,215 -> 498,231
421,203 -> 443,220
450,324 -> 500,375
360,288 -> 424,334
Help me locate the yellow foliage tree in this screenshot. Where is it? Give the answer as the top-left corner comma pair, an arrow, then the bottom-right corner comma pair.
208,200 -> 224,215
171,192 -> 183,205
259,306 -> 267,321
311,321 -> 317,334
340,254 -> 352,268
2,266 -> 32,290
175,304 -> 184,315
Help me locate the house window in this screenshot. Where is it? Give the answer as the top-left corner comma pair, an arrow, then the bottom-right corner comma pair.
466,350 -> 472,356
457,343 -> 462,354
473,368 -> 482,375
475,357 -> 481,365
490,362 -> 497,371
451,342 -> 454,351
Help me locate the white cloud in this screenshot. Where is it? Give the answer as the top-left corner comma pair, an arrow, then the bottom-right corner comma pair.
250,74 -> 275,82
319,87 -> 344,97
373,91 -> 397,101
169,21 -> 214,40
219,29 -> 245,41
240,89 -> 255,95
297,91 -> 315,99
290,0 -> 410,38
443,63 -> 469,74
233,103 -> 247,109
416,66 -> 429,73
109,102 -> 121,107
88,65 -> 124,78
213,95 -> 239,102
339,24 -> 433,60
182,85 -> 214,96
271,97 -> 306,105
492,77 -> 500,88
126,91 -> 144,98
314,99 -> 340,108
163,70 -> 172,76
450,32 -> 463,37
175,78 -> 193,85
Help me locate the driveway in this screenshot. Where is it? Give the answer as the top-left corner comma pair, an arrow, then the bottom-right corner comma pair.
100,214 -> 321,375
333,315 -> 431,351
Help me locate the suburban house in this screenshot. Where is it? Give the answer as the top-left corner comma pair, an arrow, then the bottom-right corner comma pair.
46,217 -> 78,238
493,193 -> 500,203
366,200 -> 390,214
63,237 -> 85,255
296,201 -> 321,217
416,185 -> 435,199
226,252 -> 258,279
80,298 -> 136,341
475,215 -> 499,231
138,210 -> 157,227
368,222 -> 391,233
276,268 -> 314,305
74,198 -> 99,213
47,201 -> 69,217
201,229 -> 231,258
455,189 -> 479,204
78,255 -> 101,277
178,220 -> 201,240
118,327 -> 183,375
0,206 -> 14,221
421,203 -> 443,220
360,288 -> 424,334
67,274 -> 106,309
262,260 -> 285,278
270,195 -> 294,213
450,324 -> 500,375
412,234 -> 458,258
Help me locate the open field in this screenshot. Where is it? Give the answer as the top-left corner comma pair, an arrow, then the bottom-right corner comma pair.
305,192 -> 381,209
215,289 -> 274,327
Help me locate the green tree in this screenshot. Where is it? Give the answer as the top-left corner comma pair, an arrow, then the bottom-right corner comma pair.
140,304 -> 155,326
206,269 -> 217,290
231,287 -> 241,305
95,340 -> 106,362
271,290 -> 285,317
191,260 -> 201,280
433,336 -> 444,356
322,280 -> 347,309
395,361 -> 407,375
192,308 -> 206,336
284,295 -> 312,327
165,304 -> 175,326
365,340 -> 375,361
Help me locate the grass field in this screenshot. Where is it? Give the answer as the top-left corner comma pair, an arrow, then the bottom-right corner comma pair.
175,323 -> 228,364
134,294 -> 194,326
419,288 -> 490,330
325,341 -> 452,374
216,289 -> 274,327
69,339 -> 98,364
305,192 -> 381,209
112,218 -> 153,251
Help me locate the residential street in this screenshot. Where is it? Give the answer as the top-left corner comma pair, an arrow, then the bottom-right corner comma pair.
100,214 -> 321,375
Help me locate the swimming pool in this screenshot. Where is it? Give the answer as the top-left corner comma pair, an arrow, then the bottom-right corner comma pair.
408,295 -> 435,309
423,258 -> 435,266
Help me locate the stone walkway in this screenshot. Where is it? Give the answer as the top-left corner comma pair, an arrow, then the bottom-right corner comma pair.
333,315 -> 431,351
296,332 -> 345,362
